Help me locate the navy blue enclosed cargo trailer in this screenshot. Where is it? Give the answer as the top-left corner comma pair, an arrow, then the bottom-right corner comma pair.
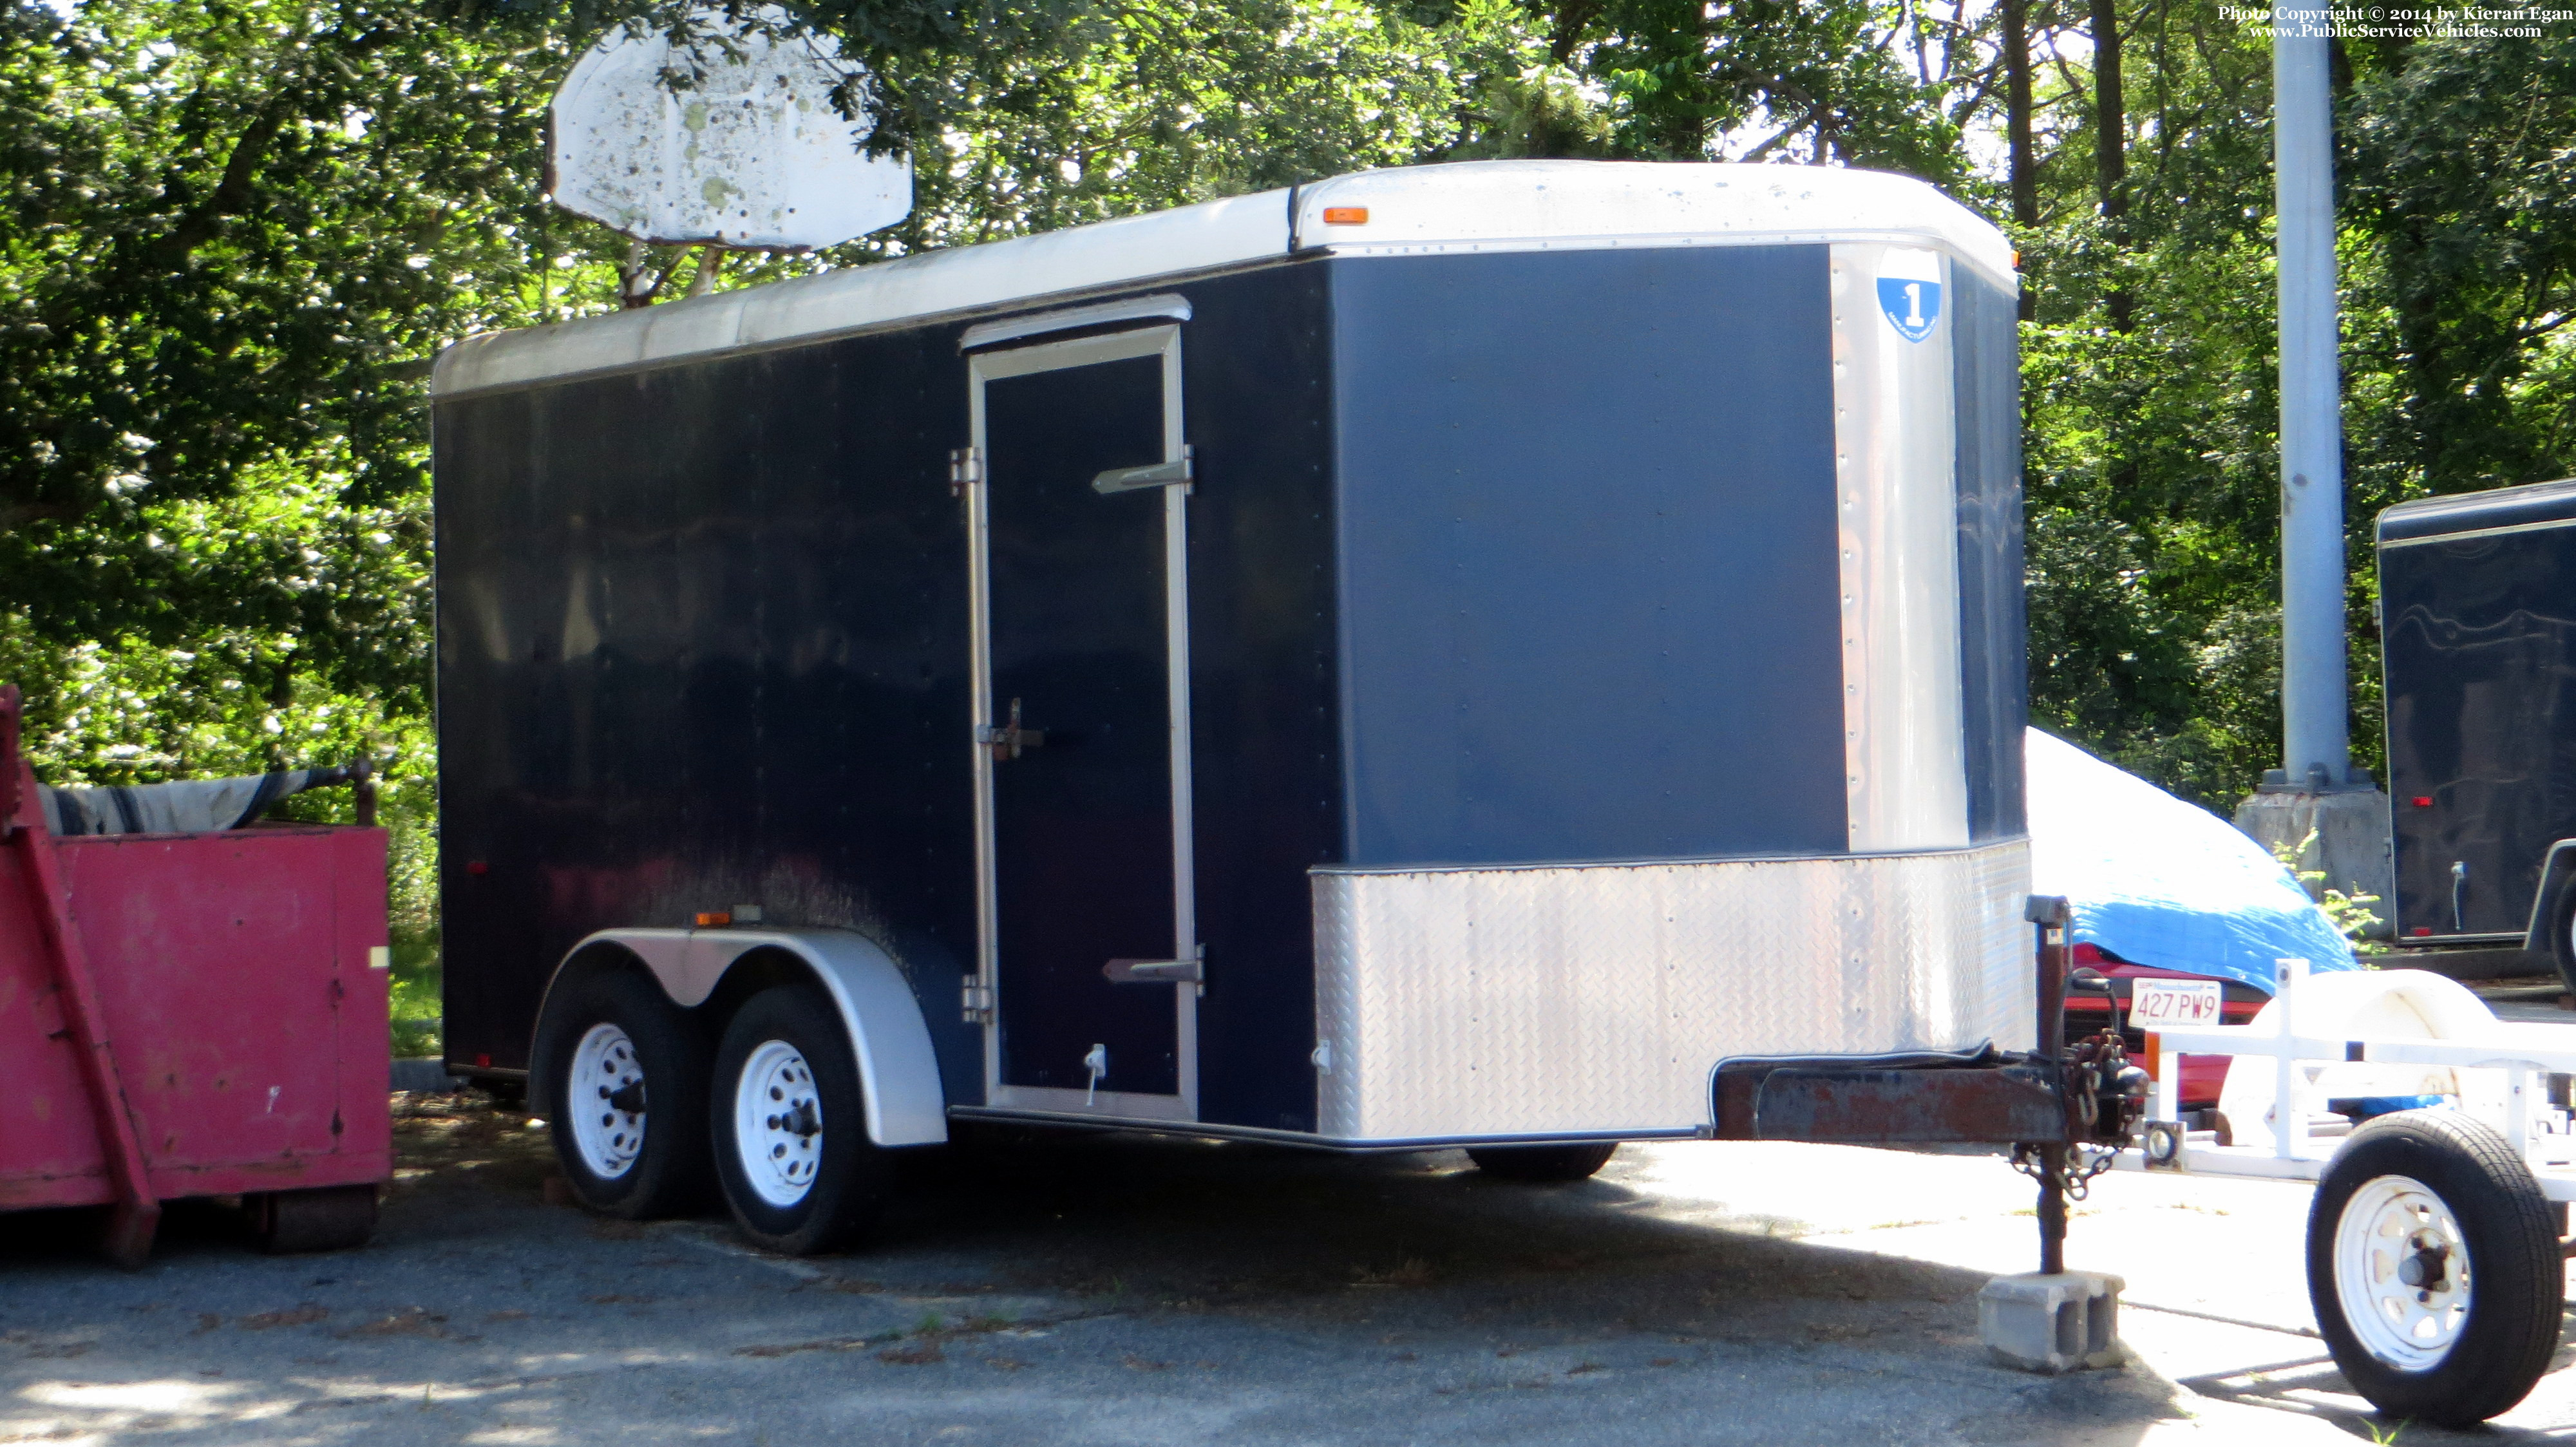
430,160 -> 2034,1251
2378,478 -> 2576,976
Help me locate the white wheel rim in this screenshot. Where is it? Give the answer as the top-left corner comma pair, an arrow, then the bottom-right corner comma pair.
2334,1173 -> 2473,1370
567,1023 -> 647,1180
734,1040 -> 824,1207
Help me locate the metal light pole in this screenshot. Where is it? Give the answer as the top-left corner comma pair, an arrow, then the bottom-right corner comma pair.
2273,23 -> 2347,793
2234,10 -> 2392,922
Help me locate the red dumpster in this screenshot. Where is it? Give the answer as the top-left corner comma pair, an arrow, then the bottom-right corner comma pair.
0,687 -> 390,1263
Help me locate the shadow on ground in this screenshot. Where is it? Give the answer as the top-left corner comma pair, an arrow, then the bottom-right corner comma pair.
4,1089 -> 2547,1446
2171,1310 -> 2576,1444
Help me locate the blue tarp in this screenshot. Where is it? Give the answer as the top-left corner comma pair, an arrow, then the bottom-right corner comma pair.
2025,728 -> 2357,994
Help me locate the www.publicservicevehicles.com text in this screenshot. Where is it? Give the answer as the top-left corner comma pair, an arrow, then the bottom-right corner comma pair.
2222,3 -> 2570,37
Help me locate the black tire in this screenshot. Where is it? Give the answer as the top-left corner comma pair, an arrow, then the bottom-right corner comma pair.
2550,875 -> 2576,998
1466,1142 -> 1618,1183
530,967 -> 713,1219
250,1185 -> 378,1253
710,982 -> 891,1255
2306,1110 -> 2563,1427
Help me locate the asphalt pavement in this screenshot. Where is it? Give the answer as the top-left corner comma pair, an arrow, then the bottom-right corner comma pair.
5,1087 -> 2575,1446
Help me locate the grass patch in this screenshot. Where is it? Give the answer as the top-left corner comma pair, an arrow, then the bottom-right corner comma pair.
388,921 -> 442,1058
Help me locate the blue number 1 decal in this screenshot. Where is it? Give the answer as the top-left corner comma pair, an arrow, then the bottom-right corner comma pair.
1876,272 -> 1942,343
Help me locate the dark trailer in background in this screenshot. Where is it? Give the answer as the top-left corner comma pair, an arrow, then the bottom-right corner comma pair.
430,160 -> 2036,1251
2379,478 -> 2576,981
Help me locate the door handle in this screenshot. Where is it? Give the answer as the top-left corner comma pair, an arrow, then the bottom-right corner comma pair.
1091,448 -> 1193,495
980,697 -> 1045,761
1104,954 -> 1202,984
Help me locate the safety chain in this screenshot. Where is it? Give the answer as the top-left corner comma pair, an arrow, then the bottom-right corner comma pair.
2008,1141 -> 2123,1202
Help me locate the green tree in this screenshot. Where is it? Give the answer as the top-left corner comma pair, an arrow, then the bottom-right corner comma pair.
1499,0 -> 1974,175
2001,6 -> 2576,808
0,0 -> 1551,1050
2011,3 -> 2294,806
2343,35 -> 2576,507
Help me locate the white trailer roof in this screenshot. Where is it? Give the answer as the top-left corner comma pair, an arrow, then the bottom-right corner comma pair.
432,160 -> 2016,399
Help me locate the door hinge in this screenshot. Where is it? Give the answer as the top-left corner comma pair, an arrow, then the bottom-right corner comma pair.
948,446 -> 983,498
961,977 -> 994,1023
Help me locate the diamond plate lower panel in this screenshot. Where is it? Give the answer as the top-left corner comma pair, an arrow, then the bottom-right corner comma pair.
1312,840 -> 2032,1141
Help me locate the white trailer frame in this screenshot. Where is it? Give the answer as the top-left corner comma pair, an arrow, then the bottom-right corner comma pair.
2121,960 -> 2576,1194
2087,958 -> 2576,1427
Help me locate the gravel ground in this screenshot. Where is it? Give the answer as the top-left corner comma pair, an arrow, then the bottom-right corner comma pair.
3,1088 -> 2573,1446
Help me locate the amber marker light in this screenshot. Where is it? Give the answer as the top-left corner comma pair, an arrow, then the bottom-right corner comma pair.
1322,206 -> 1369,225
696,910 -> 733,927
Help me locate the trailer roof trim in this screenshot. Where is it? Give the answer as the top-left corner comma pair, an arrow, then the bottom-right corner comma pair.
958,292 -> 1193,351
1289,162 -> 2014,281
432,161 -> 2014,399
2378,476 -> 2576,544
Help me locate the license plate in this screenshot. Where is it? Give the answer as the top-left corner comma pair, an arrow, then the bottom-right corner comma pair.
2130,978 -> 2222,1028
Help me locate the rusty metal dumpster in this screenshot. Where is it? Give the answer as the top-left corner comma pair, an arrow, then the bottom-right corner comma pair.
0,686 -> 390,1264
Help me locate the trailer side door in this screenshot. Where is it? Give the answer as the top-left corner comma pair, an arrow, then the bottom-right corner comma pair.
965,323 -> 1198,1120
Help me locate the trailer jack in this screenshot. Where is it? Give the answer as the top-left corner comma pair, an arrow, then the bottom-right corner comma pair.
1975,894 -> 2146,1372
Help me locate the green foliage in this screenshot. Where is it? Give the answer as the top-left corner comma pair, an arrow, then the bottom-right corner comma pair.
2004,8 -> 2292,806
2270,829 -> 2387,954
1511,0 -> 1968,173
0,0 -> 1549,1053
2342,34 -> 2576,502
389,941 -> 443,1057
2000,7 -> 2576,809
1441,64 -> 1617,160
0,1 -> 572,535
864,0 -> 1522,247
0,3 -> 574,1022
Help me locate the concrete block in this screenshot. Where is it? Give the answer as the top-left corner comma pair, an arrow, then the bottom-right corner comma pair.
2233,788 -> 2393,938
1976,1271 -> 2125,1373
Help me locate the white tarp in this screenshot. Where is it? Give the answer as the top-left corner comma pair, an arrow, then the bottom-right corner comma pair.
2026,728 -> 2356,992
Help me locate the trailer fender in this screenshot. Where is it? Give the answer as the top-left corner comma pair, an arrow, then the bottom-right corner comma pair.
550,927 -> 948,1147
2519,838 -> 2576,956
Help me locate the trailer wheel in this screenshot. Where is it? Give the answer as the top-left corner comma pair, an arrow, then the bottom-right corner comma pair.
532,967 -> 712,1218
1465,1142 -> 1618,1182
710,982 -> 891,1255
250,1185 -> 377,1254
2550,880 -> 2576,998
2306,1110 -> 2562,1427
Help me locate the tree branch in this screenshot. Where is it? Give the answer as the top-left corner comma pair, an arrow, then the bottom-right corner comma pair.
1738,97 -> 1832,163
148,95 -> 294,267
1548,0 -> 1604,64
